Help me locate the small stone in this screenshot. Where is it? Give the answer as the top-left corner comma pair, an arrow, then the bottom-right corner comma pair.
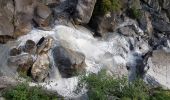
23,40 -> 36,54
9,48 -> 21,56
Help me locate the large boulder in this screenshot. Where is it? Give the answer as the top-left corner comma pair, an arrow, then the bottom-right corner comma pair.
73,0 -> 96,24
52,46 -> 86,78
14,0 -> 36,37
31,53 -> 50,82
88,0 -> 128,37
152,18 -> 170,33
0,0 -> 14,36
33,3 -> 52,27
145,50 -> 170,88
31,37 -> 53,82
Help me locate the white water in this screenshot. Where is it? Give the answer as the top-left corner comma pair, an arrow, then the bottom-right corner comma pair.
18,25 -> 130,97
0,19 -> 149,98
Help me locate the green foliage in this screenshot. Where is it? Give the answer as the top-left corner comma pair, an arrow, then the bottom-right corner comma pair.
18,71 -> 32,82
78,70 -> 170,100
150,88 -> 170,100
3,83 -> 58,100
93,0 -> 122,15
129,7 -> 142,19
122,79 -> 150,100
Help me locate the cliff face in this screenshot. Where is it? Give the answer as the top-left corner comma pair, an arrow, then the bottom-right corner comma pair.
1,0 -> 170,95
1,0 -> 170,41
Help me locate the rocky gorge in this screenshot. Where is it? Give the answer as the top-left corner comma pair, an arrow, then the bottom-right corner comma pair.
1,0 -> 170,99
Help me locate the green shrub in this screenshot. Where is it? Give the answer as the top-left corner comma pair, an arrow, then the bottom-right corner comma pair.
77,70 -> 150,100
150,88 -> 170,100
3,83 -> 58,100
93,0 -> 122,15
129,7 -> 142,19
77,70 -> 170,100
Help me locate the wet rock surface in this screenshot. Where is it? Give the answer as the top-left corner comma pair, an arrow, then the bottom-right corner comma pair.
7,37 -> 53,82
145,50 -> 170,88
31,53 -> 50,82
1,0 -> 170,97
52,46 -> 86,78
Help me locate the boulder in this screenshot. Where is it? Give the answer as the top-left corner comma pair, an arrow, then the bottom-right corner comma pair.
118,26 -> 136,36
23,40 -> 36,54
152,18 -> 170,33
138,11 -> 153,36
73,0 -> 96,24
31,53 -> 50,82
0,76 -> 18,90
9,48 -> 22,56
88,0 -> 129,37
0,0 -> 14,36
14,0 -> 36,37
143,0 -> 161,12
37,37 -> 53,54
52,46 -> 86,78
89,13 -> 118,37
7,54 -> 34,74
31,37 -> 53,82
33,3 -> 52,27
145,50 -> 170,88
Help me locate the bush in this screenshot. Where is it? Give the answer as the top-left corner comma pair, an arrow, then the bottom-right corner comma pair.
93,0 -> 122,15
128,7 -> 142,19
77,70 -> 170,100
150,88 -> 170,100
3,83 -> 59,100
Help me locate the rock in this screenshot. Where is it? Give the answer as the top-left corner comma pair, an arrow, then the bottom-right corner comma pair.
89,13 -> 118,37
73,0 -> 96,24
0,0 -> 14,36
138,11 -> 153,36
38,0 -> 59,6
118,26 -> 136,36
8,54 -> 34,74
0,35 -> 15,44
37,37 -> 53,54
31,53 -> 50,82
145,50 -> 170,88
14,0 -> 36,37
23,40 -> 36,54
52,46 -> 86,78
33,3 -> 51,27
152,18 -> 170,33
143,0 -> 161,12
31,37 -> 53,82
53,0 -> 77,25
9,48 -> 21,56
0,76 -> 18,90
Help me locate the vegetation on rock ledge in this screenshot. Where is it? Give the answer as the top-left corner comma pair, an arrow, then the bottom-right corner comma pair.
3,83 -> 59,100
93,0 -> 122,15
77,70 -> 170,100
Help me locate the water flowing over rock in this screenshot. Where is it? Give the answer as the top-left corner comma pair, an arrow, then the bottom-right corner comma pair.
2,0 -> 170,99
52,46 -> 86,78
